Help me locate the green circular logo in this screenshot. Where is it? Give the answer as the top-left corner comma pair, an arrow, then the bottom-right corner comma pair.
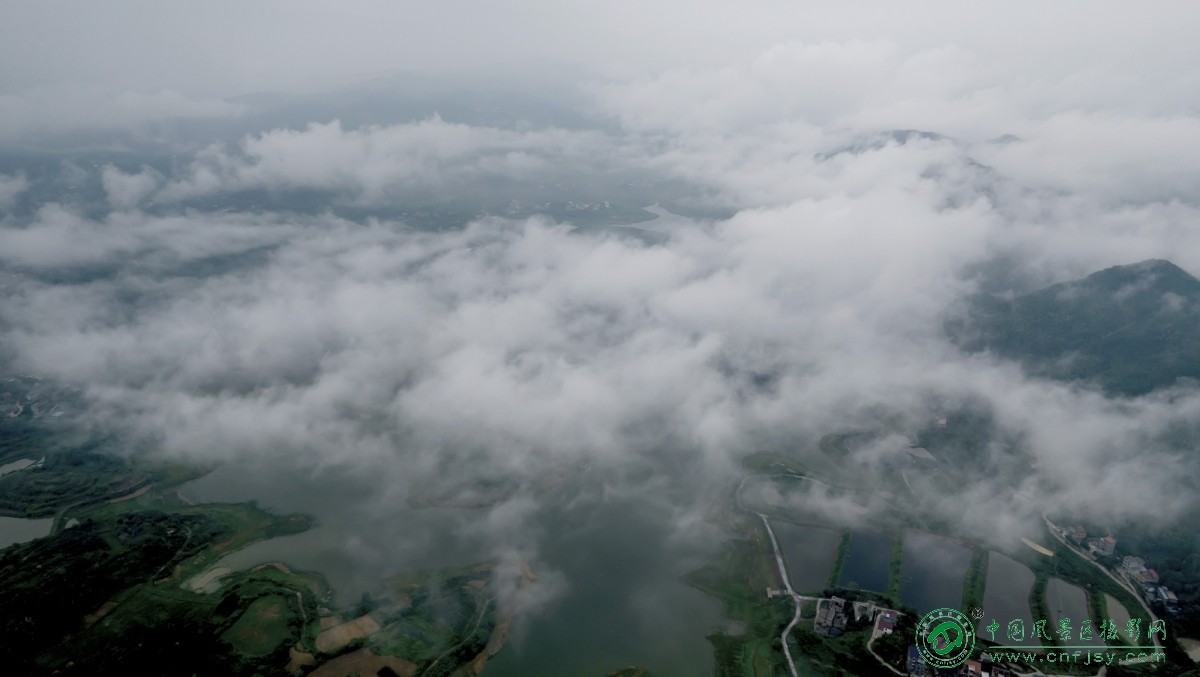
916,608 -> 975,669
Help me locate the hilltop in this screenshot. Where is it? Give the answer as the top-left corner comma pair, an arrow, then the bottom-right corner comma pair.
953,259 -> 1200,396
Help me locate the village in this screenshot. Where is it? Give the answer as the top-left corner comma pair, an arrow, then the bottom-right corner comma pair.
1054,524 -> 1181,617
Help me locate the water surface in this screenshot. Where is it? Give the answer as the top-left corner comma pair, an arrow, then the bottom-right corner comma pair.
1045,578 -> 1103,647
0,515 -> 53,550
1103,593 -> 1133,630
483,498 -> 722,677
772,520 -> 840,593
0,458 -> 39,477
837,529 -> 892,593
978,552 -> 1039,646
899,532 -> 971,612
180,460 -> 723,675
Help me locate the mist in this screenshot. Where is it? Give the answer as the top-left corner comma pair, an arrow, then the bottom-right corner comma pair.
3,3 -> 1200,664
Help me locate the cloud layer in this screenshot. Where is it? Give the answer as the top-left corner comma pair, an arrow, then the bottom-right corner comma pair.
3,5 -> 1200,624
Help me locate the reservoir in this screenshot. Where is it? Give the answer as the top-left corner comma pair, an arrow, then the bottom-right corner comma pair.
483,496 -> 722,677
179,460 -> 723,675
179,462 -> 491,604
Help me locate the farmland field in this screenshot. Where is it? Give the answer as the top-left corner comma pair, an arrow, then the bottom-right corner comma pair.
221,595 -> 292,656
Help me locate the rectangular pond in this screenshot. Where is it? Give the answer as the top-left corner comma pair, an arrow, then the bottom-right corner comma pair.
837,529 -> 892,593
899,532 -> 972,612
1045,578 -> 1104,647
1103,593 -> 1133,638
771,520 -> 841,594
978,552 -> 1040,647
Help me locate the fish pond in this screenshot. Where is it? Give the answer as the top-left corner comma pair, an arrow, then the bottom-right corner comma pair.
899,532 -> 972,612
978,552 -> 1039,646
772,520 -> 841,593
837,529 -> 893,593
1045,578 -> 1104,647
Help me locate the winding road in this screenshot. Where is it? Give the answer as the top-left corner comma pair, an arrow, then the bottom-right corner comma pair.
741,473 -> 904,677
759,513 -> 803,677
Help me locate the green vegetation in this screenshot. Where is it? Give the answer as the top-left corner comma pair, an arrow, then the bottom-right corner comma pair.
1002,525 -> 1197,674
609,668 -> 654,677
961,548 -> 988,613
953,259 -> 1200,396
827,529 -> 851,589
365,562 -> 513,677
740,451 -> 810,477
1114,510 -> 1200,636
872,610 -> 918,671
0,448 -> 149,517
0,408 -> 511,677
789,625 -> 883,676
886,530 -> 904,601
0,419 -> 55,463
684,520 -> 791,677
1028,574 -> 1055,648
221,595 -> 292,656
0,510 -> 228,674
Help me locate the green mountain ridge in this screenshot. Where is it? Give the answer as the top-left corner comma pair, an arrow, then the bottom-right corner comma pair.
953,259 -> 1200,396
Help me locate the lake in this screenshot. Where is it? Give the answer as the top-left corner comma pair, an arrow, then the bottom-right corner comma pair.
0,515 -> 53,550
0,457 -> 40,477
772,520 -> 841,594
179,460 -> 723,676
899,532 -> 972,612
178,462 -> 494,604
837,529 -> 892,593
482,497 -> 722,677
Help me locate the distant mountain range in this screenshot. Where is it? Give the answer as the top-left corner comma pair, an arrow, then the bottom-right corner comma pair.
953,259 -> 1200,396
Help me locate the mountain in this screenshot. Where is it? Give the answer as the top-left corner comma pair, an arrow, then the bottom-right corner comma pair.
953,259 -> 1200,396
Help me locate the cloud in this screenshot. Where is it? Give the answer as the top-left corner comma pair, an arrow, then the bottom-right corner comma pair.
0,203 -> 296,269
0,86 -> 245,140
4,161 -> 1197,537
4,3 -> 1200,627
0,172 -> 28,211
159,118 -> 615,203
101,166 -> 161,210
973,112 -> 1200,205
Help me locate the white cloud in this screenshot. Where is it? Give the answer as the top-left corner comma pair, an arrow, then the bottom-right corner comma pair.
101,165 -> 160,210
0,203 -> 296,269
0,86 -> 244,140
0,172 -> 28,211
3,0 -> 1200,609
160,118 -> 613,202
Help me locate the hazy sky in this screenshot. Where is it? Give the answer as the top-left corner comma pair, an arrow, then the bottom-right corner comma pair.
3,2 -> 1200,118
2,0 -> 1199,582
